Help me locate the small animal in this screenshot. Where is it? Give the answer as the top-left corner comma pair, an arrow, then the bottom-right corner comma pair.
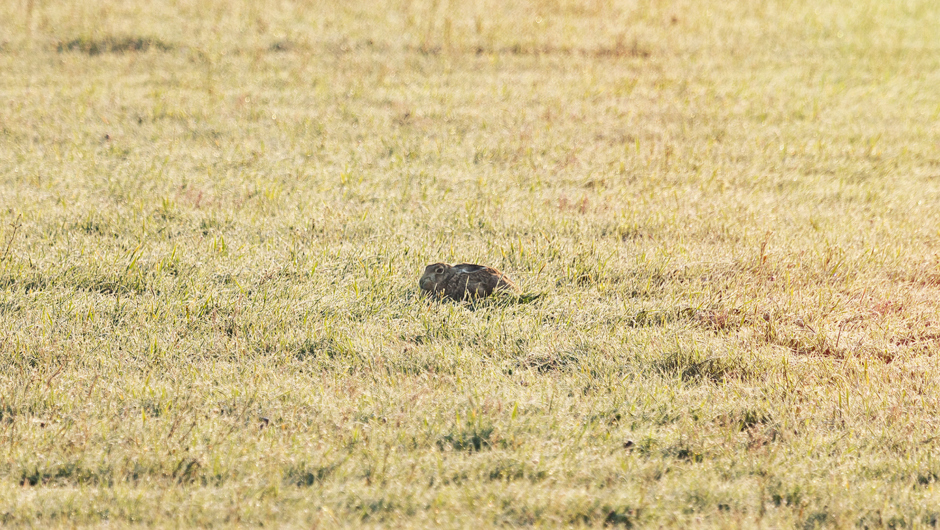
419,262 -> 521,301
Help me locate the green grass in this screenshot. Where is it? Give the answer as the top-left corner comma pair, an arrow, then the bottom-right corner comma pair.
2,0 -> 940,527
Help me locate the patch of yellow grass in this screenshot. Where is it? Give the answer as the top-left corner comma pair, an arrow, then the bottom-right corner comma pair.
2,0 -> 940,526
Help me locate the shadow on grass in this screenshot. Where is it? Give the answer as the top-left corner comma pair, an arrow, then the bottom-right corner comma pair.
653,348 -> 758,383
627,307 -> 695,327
20,462 -> 90,486
56,36 -> 173,55
485,458 -> 547,482
447,293 -> 543,311
517,350 -> 582,373
437,424 -> 494,453
284,460 -> 346,487
295,336 -> 357,361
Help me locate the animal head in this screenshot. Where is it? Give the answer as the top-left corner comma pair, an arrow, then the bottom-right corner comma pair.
419,262 -> 451,293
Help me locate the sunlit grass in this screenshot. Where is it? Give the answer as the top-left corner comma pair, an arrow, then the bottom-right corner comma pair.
2,0 -> 940,527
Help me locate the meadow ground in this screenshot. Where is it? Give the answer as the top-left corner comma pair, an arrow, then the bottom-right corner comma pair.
2,0 -> 940,527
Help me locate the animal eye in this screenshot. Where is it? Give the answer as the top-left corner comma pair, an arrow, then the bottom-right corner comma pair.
435,267 -> 444,274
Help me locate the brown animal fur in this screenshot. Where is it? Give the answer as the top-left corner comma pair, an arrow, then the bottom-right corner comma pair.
419,262 -> 521,301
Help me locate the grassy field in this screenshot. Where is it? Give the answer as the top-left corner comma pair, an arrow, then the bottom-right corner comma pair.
2,0 -> 940,527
